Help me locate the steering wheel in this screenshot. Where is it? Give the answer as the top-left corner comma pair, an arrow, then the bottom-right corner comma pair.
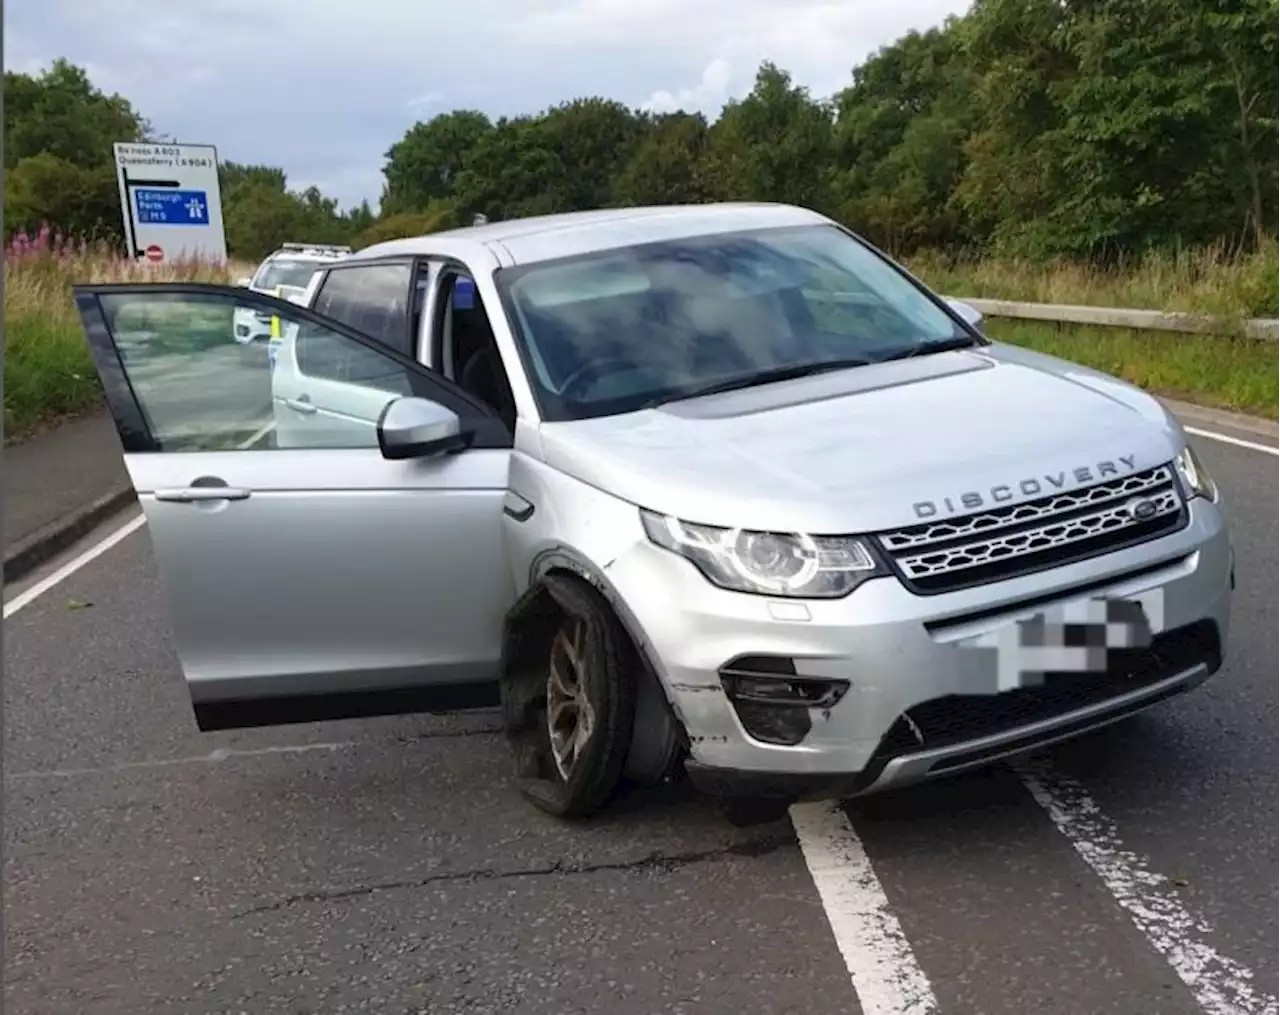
557,356 -> 647,400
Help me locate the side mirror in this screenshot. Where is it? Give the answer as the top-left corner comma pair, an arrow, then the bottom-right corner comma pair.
237,277 -> 253,287
944,297 -> 984,330
377,396 -> 470,460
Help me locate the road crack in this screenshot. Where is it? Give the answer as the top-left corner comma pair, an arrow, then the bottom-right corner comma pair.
232,833 -> 792,918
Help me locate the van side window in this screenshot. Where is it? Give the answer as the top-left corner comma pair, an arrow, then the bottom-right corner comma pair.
312,263 -> 413,355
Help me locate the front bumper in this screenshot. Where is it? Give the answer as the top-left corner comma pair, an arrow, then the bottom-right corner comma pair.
232,307 -> 272,345
606,497 -> 1232,798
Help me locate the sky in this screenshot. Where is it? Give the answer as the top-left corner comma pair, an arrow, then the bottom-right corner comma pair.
8,0 -> 969,210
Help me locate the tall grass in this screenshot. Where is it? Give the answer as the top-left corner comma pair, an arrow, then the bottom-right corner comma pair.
3,226 -> 251,439
907,240 -> 1279,320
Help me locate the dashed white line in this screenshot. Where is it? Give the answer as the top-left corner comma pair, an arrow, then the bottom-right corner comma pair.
1184,426 -> 1278,456
4,513 -> 147,619
790,801 -> 939,1015
1018,758 -> 1279,1015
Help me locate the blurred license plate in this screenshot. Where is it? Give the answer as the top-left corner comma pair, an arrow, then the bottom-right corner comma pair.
957,587 -> 1166,692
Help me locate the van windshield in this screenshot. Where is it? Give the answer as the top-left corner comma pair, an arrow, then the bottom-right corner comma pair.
496,224 -> 975,422
255,258 -> 322,292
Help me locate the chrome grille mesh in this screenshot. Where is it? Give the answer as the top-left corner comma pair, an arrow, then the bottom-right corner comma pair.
875,465 -> 1187,594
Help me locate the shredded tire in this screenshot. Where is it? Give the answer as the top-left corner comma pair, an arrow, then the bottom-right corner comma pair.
516,573 -> 639,819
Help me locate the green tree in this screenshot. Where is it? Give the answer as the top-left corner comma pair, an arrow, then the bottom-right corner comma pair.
450,98 -> 647,220
1209,0 -> 1280,242
221,175 -> 365,261
4,59 -> 147,170
220,162 -> 288,194
3,59 -> 149,242
832,24 -> 977,251
4,153 -> 122,240
353,203 -> 459,249
613,112 -> 713,206
381,110 -> 493,215
344,199 -> 377,237
951,0 -> 1079,255
538,98 -> 648,210
451,115 -> 570,221
702,62 -> 836,211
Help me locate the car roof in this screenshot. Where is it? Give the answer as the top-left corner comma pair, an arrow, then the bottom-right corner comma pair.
349,202 -> 830,268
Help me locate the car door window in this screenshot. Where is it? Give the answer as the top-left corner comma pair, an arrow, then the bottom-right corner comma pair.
93,288 -> 501,453
311,262 -> 413,354
437,271 -> 517,429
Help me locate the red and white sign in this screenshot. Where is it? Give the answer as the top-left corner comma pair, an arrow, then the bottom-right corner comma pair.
145,244 -> 164,263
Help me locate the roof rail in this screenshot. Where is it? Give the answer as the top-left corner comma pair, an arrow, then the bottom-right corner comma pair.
278,242 -> 352,254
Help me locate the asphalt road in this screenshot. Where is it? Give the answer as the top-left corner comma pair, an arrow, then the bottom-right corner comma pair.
4,424 -> 1276,1015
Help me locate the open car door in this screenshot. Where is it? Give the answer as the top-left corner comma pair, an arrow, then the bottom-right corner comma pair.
73,283 -> 516,730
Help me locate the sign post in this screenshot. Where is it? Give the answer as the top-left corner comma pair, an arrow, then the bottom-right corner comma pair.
113,142 -> 227,265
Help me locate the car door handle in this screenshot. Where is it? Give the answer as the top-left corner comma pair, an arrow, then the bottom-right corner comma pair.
283,394 -> 317,415
155,487 -> 252,503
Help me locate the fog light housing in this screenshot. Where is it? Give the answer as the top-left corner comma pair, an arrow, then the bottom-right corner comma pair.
719,656 -> 850,746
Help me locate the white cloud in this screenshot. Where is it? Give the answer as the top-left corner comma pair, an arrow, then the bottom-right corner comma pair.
7,0 -> 968,206
408,91 -> 445,112
642,59 -> 733,116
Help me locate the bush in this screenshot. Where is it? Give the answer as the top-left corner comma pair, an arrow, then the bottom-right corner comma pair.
352,203 -> 461,249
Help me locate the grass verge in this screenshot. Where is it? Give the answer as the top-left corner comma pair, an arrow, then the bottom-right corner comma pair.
987,320 -> 1278,420
3,243 -> 250,440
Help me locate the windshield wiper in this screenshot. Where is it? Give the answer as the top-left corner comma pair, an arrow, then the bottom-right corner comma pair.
645,357 -> 873,408
875,335 -> 981,363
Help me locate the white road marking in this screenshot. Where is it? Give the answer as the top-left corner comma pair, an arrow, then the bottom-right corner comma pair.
3,420 -> 273,618
790,801 -> 938,1015
1018,759 -> 1279,1015
4,513 -> 147,619
243,417 -> 276,448
1184,426 -> 1278,456
4,740 -> 357,780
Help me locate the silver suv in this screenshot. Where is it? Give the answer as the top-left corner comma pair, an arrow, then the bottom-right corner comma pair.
75,204 -> 1232,823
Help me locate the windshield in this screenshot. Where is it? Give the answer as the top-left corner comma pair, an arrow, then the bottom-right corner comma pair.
255,258 -> 322,292
496,224 -> 975,421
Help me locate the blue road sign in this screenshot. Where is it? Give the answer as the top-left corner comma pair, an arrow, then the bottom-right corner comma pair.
134,188 -> 211,226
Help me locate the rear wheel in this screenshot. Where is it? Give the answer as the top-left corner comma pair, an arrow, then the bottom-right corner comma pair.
514,577 -> 638,819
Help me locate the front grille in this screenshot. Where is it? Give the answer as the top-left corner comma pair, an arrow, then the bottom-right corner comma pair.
875,465 -> 1188,595
874,620 -> 1220,758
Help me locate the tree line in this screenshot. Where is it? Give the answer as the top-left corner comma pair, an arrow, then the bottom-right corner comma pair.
5,0 -> 1276,264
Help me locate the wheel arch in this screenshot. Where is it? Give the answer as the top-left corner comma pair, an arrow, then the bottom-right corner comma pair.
499,547 -> 687,785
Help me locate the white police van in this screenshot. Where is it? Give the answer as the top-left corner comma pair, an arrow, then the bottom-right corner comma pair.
233,243 -> 351,348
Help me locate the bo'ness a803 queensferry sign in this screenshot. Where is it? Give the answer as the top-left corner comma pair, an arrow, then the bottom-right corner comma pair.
113,142 -> 227,265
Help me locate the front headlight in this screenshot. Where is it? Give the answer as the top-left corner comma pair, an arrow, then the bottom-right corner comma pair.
640,510 -> 886,598
1174,444 -> 1217,501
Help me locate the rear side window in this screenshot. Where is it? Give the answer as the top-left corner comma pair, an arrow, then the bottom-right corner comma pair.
312,263 -> 413,354
295,322 -> 413,393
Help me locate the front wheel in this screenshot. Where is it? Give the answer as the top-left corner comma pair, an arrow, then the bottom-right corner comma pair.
515,577 -> 638,819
